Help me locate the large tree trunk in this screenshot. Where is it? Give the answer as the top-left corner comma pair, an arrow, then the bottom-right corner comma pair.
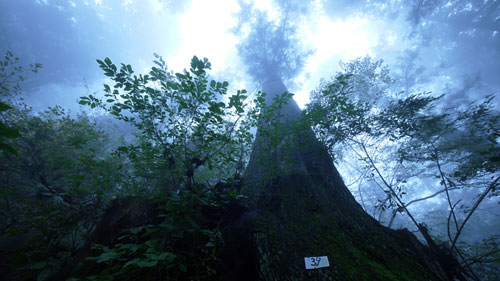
241,77 -> 450,280
48,77 -> 459,281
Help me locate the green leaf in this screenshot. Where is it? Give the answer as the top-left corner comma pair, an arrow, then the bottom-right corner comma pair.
145,252 -> 175,261
124,258 -> 158,268
31,261 -> 48,270
145,239 -> 159,250
96,59 -> 105,68
128,226 -> 145,235
37,267 -> 55,281
0,126 -> 20,138
0,142 -> 17,155
0,101 -> 12,111
191,56 -> 199,70
94,251 -> 118,263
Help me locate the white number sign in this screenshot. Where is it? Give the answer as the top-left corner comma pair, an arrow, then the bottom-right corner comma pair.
304,256 -> 330,269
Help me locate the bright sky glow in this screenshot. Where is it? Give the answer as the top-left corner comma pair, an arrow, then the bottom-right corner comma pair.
28,0 -> 384,109
88,0 -> 381,109
170,0 -> 240,74
313,17 -> 372,62
151,0 -> 164,11
253,0 -> 279,21
293,14 -> 375,107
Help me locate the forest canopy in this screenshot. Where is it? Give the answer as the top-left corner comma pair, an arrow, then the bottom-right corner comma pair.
1,0 -> 499,280
0,49 -> 499,280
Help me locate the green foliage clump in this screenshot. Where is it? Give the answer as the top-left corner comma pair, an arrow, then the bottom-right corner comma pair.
79,54 -> 260,191
1,49 -> 498,280
305,56 -> 500,280
0,51 -> 264,281
66,54 -> 264,280
76,185 -> 245,281
0,50 -> 41,155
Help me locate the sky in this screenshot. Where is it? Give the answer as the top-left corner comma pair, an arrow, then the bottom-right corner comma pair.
1,0 -> 499,251
3,0 -> 488,109
1,0 -> 498,110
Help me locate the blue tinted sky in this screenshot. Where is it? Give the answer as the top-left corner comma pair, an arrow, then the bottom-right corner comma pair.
2,0 -> 497,110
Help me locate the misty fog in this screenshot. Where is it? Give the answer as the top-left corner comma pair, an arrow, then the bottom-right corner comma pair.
1,0 -> 499,280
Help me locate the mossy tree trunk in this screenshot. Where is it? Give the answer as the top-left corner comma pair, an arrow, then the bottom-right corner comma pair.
241,77 -> 450,281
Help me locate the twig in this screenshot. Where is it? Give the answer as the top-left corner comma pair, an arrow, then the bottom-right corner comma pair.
451,175 -> 500,251
209,115 -> 243,159
461,247 -> 500,267
433,146 -> 459,234
359,141 -> 424,236
38,174 -> 76,207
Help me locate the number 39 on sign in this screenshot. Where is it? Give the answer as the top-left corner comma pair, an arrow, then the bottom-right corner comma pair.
304,256 -> 330,269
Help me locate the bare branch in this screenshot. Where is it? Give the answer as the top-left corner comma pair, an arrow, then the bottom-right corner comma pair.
451,175 -> 500,251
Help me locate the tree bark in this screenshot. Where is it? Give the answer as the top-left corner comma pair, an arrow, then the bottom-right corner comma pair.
49,77 -> 457,281
241,77 -> 450,280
